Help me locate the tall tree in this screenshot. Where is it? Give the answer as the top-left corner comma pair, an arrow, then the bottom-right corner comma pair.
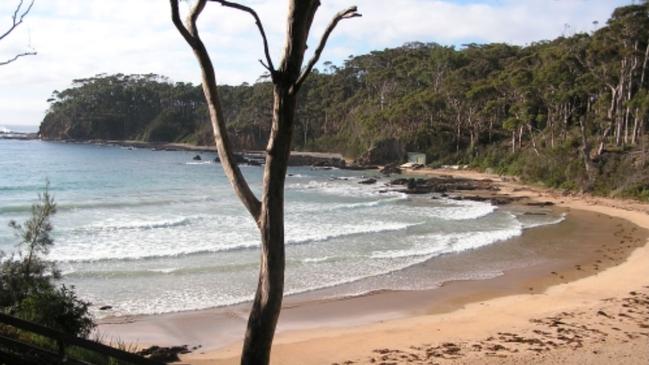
0,0 -> 36,66
168,1 -> 360,364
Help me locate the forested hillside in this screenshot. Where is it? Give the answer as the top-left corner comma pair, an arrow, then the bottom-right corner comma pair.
40,3 -> 649,199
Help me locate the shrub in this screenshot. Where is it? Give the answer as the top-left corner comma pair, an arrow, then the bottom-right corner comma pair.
0,183 -> 95,338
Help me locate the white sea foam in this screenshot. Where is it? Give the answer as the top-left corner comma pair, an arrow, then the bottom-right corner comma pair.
318,194 -> 408,212
370,225 -> 522,260
84,210 -> 566,317
288,179 -> 400,198
398,201 -> 496,221
302,256 -> 330,263
84,216 -> 196,231
146,267 -> 178,274
286,221 -> 420,246
50,216 -> 419,262
521,213 -> 567,229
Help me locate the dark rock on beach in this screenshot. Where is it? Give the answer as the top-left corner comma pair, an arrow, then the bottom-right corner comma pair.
137,345 -> 191,363
490,196 -> 521,205
341,163 -> 379,170
359,178 -> 377,185
380,163 -> 402,175
450,195 -> 490,202
395,176 -> 500,195
389,178 -> 410,186
450,194 -> 522,205
526,201 -> 555,207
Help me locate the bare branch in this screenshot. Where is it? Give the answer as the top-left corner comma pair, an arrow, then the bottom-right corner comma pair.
210,0 -> 276,76
0,0 -> 35,41
295,6 -> 360,90
258,59 -> 272,72
0,50 -> 36,66
169,0 -> 261,221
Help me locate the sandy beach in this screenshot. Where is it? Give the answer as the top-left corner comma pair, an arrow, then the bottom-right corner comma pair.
97,168 -> 649,364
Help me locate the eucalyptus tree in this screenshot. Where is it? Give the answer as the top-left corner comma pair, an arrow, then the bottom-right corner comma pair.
168,1 -> 360,364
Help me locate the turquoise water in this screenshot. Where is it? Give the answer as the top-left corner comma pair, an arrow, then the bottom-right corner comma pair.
0,140 -> 563,317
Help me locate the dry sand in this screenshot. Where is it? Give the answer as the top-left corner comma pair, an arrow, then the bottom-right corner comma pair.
175,168 -> 649,365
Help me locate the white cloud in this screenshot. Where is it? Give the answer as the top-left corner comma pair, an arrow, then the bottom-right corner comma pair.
0,0 -> 631,126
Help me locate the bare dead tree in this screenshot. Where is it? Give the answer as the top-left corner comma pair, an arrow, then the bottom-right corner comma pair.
168,1 -> 360,364
0,0 -> 37,66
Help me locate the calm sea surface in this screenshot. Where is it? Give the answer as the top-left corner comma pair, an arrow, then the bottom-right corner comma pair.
0,139 -> 563,317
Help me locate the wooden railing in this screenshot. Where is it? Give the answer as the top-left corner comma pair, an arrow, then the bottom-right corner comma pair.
0,312 -> 165,365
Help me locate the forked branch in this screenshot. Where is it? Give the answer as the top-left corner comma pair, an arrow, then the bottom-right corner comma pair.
295,6 -> 361,90
170,0 -> 206,47
210,0 -> 276,77
169,0 -> 261,221
0,0 -> 35,41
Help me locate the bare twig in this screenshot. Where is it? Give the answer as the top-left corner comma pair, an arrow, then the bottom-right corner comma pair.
0,0 -> 35,41
210,0 -> 276,76
0,50 -> 36,66
295,6 -> 360,90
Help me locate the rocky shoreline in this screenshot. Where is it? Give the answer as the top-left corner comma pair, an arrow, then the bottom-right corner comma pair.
355,171 -> 557,208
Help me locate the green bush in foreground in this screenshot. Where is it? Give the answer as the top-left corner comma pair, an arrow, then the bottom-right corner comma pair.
0,183 -> 95,338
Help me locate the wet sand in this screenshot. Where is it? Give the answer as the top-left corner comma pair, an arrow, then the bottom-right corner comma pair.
95,169 -> 649,364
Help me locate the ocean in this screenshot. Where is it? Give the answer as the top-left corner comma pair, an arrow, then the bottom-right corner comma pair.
0,124 -> 38,134
0,139 -> 564,317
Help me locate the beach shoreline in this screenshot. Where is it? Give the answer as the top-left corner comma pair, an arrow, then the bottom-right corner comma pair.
95,168 -> 649,364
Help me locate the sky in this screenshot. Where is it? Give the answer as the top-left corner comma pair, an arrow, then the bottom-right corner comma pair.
0,0 -> 634,127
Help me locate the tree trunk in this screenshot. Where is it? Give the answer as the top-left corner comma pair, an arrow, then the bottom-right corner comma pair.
527,124 -> 540,156
624,41 -> 639,145
597,125 -> 612,156
455,112 -> 462,153
578,118 -> 594,177
605,84 -> 618,149
548,107 -> 555,149
488,117 -> 493,143
615,58 -> 626,145
242,86 -> 295,365
632,38 -> 649,145
169,2 -> 360,364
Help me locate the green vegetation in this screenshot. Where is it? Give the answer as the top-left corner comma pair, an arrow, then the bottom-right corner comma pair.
40,2 -> 649,200
0,183 -> 94,338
